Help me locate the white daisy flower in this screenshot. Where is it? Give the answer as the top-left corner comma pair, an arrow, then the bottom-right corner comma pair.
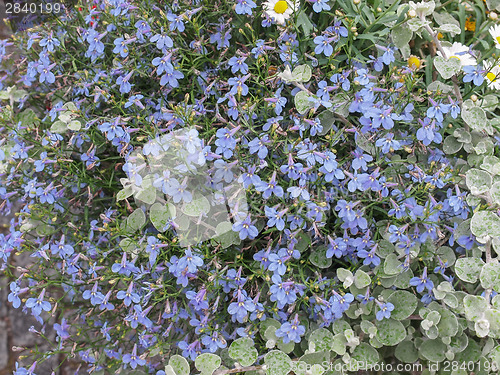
483,60 -> 500,90
489,24 -> 500,49
263,0 -> 300,25
436,42 -> 477,66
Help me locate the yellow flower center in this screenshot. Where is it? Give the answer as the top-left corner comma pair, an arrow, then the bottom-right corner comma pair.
408,55 -> 421,69
487,72 -> 497,82
496,36 -> 500,45
274,0 -> 288,14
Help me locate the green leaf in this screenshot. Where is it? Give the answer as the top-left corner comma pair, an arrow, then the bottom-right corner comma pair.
437,23 -> 461,35
471,210 -> 500,238
454,128 -> 472,143
135,183 -> 157,205
395,341 -> 418,363
455,257 -> 485,283
480,155 -> 500,176
308,328 -> 334,352
480,262 -> 500,290
119,238 -> 137,253
375,319 -> 406,346
350,343 -> 379,366
434,56 -> 461,79
391,24 -> 412,48
437,308 -> 459,337
387,290 -> 418,320
491,182 -> 500,205
443,135 -> 463,154
464,295 -> 489,321
462,107 -> 488,131
317,111 -> 335,135
291,64 -> 312,82
486,0 -> 500,11
427,80 -> 453,93
127,208 -> 146,231
294,91 -> 313,114
466,168 -> 492,195
419,339 -> 447,362
67,119 -> 82,131
296,10 -> 314,36
406,17 -> 428,32
169,355 -> 190,375
164,365 -> 176,375
331,333 -> 347,355
354,269 -> 371,288
181,196 -> 210,216
264,350 -> 292,375
117,187 -> 133,201
376,240 -> 395,258
384,253 -> 402,275
337,268 -> 354,288
309,245 -> 332,268
50,120 -> 68,133
229,338 -> 258,367
150,202 -> 175,232
17,108 -> 39,127
433,11 -> 460,27
213,221 -> 240,249
195,353 -> 221,375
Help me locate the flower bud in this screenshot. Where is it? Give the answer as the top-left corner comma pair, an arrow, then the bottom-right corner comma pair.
490,11 -> 498,20
408,9 -> 417,17
471,94 -> 478,102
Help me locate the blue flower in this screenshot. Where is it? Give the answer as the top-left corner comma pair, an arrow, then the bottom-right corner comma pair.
417,117 -> 442,146
426,98 -> 450,122
228,289 -> 256,323
275,314 -> 305,343
376,302 -> 394,320
232,215 -> 258,240
235,0 -> 257,15
310,0 -> 331,12
8,282 -> 26,308
122,344 -> 146,369
268,248 -> 290,276
375,133 -> 401,153
248,135 -> 270,158
357,245 -> 380,266
150,30 -> 173,50
255,171 -> 284,199
37,62 -> 56,84
117,281 -> 141,306
410,267 -> 434,293
39,32 -> 60,52
463,64 -> 485,86
26,288 -> 51,316
201,331 -> 227,352
228,56 -> 249,74
116,71 -> 133,94
82,282 -> 105,306
314,35 -> 334,57
265,206 -> 287,231
228,75 -> 250,96
178,249 -> 204,273
167,12 -> 185,32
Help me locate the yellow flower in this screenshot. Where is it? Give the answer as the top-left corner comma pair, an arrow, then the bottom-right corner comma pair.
483,60 -> 500,90
408,55 -> 421,70
263,0 -> 300,25
465,16 -> 476,32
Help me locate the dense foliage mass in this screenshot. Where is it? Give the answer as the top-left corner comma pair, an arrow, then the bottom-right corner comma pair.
1,0 -> 500,374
